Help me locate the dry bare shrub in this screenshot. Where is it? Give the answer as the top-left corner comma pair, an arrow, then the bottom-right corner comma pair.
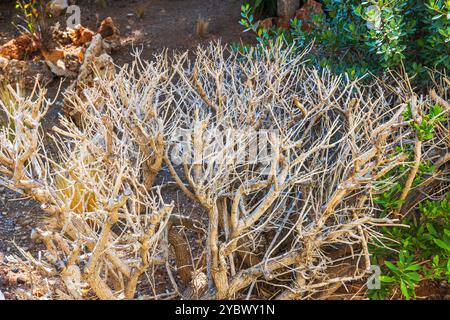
0,43 -> 448,300
166,45 -> 449,299
164,44 -> 419,299
0,56 -> 176,299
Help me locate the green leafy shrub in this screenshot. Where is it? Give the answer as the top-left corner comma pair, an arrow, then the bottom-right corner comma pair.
238,1 -> 450,81
235,4 -> 307,57
379,250 -> 422,300
403,103 -> 447,141
369,201 -> 449,299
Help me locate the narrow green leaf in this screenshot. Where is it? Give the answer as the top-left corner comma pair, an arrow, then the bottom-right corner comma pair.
400,280 -> 410,300
385,261 -> 398,272
434,239 -> 450,251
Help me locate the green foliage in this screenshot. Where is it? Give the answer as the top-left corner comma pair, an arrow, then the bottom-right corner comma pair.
234,4 -> 308,59
14,0 -> 40,34
419,196 -> 450,225
403,103 -> 447,141
368,103 -> 449,300
369,203 -> 450,299
238,1 -> 450,82
372,102 -> 445,213
379,251 -> 422,300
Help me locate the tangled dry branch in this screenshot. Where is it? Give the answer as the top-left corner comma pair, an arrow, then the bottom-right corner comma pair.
0,43 -> 448,300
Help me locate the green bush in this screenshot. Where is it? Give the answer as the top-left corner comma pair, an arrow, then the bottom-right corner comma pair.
369,197 -> 450,300
238,1 -> 450,82
368,103 -> 449,300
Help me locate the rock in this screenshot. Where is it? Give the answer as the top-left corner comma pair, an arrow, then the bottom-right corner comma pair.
69,25 -> 95,46
64,54 -> 82,73
0,33 -> 40,60
275,17 -> 291,30
84,34 -> 104,59
0,290 -> 5,300
41,47 -> 65,65
51,23 -> 73,46
98,17 -> 120,39
258,18 -> 274,31
42,47 -> 78,78
46,58 -> 77,78
47,0 -> 69,17
34,22 -> 92,78
295,0 -> 323,31
97,17 -> 121,52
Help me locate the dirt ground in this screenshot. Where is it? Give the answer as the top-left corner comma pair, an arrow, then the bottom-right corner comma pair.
1,0 -> 254,62
0,0 -> 253,300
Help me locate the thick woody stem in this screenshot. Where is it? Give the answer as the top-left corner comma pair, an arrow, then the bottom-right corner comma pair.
395,139 -> 422,217
207,206 -> 229,298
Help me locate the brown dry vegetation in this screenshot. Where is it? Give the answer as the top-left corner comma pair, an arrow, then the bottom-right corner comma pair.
1,42 -> 448,300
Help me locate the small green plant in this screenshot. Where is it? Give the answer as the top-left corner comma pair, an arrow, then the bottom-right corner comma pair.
420,196 -> 450,225
233,4 -> 307,58
14,0 -> 40,34
368,102 -> 449,300
403,104 -> 447,141
369,210 -> 449,299
379,251 -> 422,300
424,254 -> 450,281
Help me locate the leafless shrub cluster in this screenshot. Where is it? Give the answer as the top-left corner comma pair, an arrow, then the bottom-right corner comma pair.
0,56 -> 176,300
0,44 -> 448,300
